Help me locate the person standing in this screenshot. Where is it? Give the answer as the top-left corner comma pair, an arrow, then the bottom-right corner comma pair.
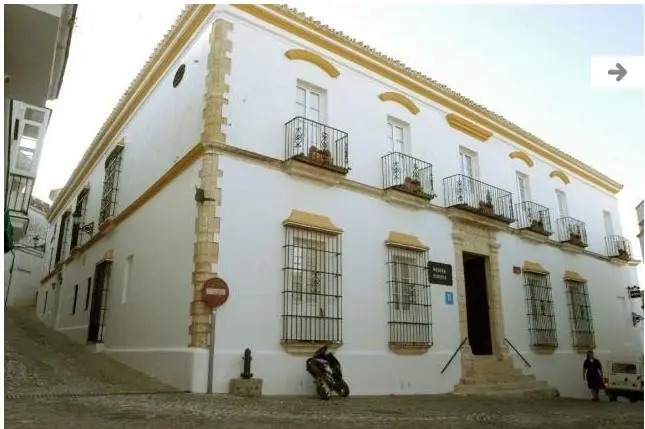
583,350 -> 604,401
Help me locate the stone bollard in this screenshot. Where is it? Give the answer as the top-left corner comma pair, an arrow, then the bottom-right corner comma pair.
229,348 -> 263,397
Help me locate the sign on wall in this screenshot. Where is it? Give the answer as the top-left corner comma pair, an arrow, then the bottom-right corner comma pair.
445,291 -> 454,306
427,261 -> 453,286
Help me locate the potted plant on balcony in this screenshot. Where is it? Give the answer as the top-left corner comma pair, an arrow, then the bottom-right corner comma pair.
616,243 -> 630,261
529,212 -> 548,235
569,226 -> 583,246
403,176 -> 422,195
477,190 -> 495,217
307,145 -> 333,167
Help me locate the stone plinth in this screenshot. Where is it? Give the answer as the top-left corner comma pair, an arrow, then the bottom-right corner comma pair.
230,378 -> 263,397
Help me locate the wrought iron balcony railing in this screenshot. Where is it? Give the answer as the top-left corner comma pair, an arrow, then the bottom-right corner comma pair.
556,216 -> 588,248
443,174 -> 515,223
285,116 -> 349,174
605,235 -> 631,260
381,152 -> 435,200
5,173 -> 35,214
514,201 -> 552,236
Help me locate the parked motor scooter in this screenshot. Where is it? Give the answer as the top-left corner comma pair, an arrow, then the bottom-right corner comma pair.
305,345 -> 350,400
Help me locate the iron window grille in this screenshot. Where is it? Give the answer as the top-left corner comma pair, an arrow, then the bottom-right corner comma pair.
282,226 -> 342,344
565,280 -> 595,349
54,211 -> 71,264
386,246 -> 433,347
99,145 -> 124,225
70,187 -> 90,249
523,271 -> 558,348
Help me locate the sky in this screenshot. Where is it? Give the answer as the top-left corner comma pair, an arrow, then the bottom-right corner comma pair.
35,3 -> 644,280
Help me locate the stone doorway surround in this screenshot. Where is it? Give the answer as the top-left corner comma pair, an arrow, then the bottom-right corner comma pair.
448,210 -> 510,370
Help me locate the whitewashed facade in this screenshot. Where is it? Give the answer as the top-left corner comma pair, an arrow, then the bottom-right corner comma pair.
38,5 -> 642,399
4,198 -> 49,307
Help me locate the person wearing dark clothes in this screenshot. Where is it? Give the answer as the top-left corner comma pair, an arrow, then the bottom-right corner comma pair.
583,350 -> 604,401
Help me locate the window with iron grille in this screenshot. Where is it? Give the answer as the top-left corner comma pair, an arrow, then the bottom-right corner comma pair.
70,187 -> 89,249
386,246 -> 432,347
99,145 -> 124,225
282,226 -> 342,344
523,271 -> 558,347
54,211 -> 71,264
565,280 -> 595,349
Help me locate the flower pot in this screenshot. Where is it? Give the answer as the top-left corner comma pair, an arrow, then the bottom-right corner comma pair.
478,201 -> 495,217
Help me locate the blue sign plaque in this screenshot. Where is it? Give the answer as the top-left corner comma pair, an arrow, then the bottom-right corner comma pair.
445,291 -> 454,306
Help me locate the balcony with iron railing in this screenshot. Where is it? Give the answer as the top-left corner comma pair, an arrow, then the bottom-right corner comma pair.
556,216 -> 588,248
514,201 -> 553,237
605,235 -> 632,260
443,174 -> 515,223
5,173 -> 34,214
285,117 -> 349,175
381,152 -> 435,201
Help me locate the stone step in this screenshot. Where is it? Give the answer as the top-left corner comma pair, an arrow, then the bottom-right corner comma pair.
460,373 -> 536,385
454,385 -> 559,399
464,367 -> 524,377
454,381 -> 558,398
456,380 -> 549,392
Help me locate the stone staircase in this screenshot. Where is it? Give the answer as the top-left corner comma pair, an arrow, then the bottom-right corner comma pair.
454,355 -> 559,398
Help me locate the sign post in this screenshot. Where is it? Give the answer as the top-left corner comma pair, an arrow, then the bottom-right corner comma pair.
201,277 -> 230,394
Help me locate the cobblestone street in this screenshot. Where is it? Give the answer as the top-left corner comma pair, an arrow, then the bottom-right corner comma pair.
5,307 -> 644,428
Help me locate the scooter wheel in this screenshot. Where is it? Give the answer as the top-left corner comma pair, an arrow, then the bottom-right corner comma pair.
338,380 -> 350,397
316,379 -> 331,400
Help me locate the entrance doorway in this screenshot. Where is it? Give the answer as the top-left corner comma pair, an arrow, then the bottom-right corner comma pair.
87,260 -> 112,344
463,252 -> 492,355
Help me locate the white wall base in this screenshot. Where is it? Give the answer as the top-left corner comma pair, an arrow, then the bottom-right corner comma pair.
212,349 -> 460,396
106,347 -> 209,393
58,325 -> 88,344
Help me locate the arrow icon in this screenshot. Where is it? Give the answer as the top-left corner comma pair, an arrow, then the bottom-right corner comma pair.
607,63 -> 627,82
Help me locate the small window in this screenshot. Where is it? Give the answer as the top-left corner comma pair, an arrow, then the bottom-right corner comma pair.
555,190 -> 568,218
84,277 -> 92,311
72,284 -> 79,315
565,279 -> 595,349
386,245 -> 432,347
612,363 -> 638,374
523,271 -> 558,348
516,172 -> 531,203
173,64 -> 186,88
387,117 -> 409,154
295,81 -> 325,123
459,146 -> 479,179
282,226 -> 342,344
121,254 -> 134,304
99,145 -> 124,224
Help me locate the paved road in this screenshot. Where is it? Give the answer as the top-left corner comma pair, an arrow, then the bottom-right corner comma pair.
5,307 -> 644,428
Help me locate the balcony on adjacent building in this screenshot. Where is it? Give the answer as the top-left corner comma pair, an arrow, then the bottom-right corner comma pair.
514,201 -> 553,237
443,174 -> 515,223
556,216 -> 588,248
6,173 -> 35,215
381,152 -> 435,201
285,117 -> 349,175
605,235 -> 632,261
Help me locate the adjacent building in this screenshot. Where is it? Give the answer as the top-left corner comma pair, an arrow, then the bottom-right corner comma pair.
4,198 -> 50,307
37,5 -> 642,399
4,4 -> 77,247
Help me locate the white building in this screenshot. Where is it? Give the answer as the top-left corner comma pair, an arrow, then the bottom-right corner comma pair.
37,5 -> 642,399
4,198 -> 50,307
4,4 -> 77,245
